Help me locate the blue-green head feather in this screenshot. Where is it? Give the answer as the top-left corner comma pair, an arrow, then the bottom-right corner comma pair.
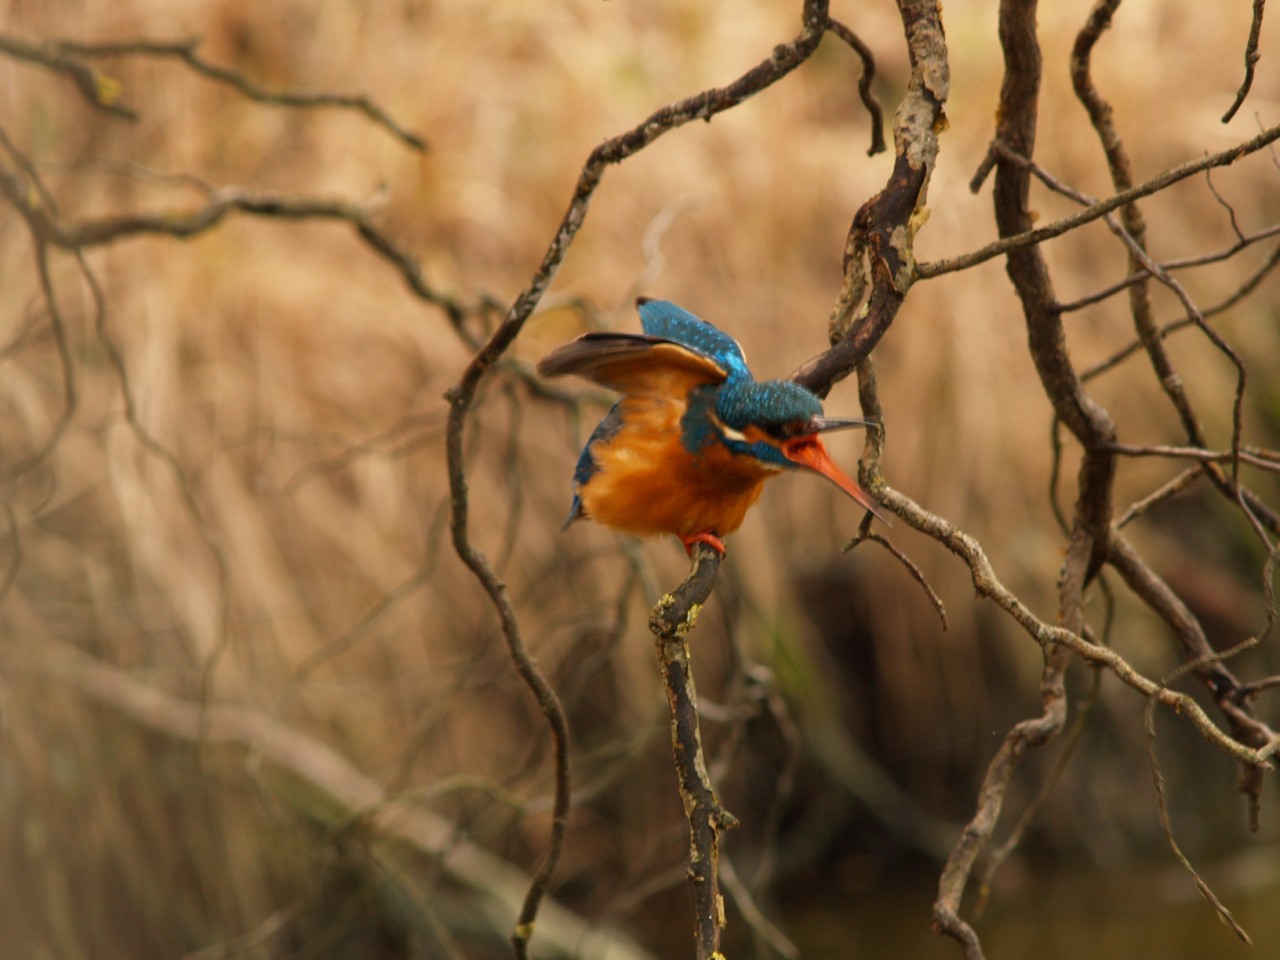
681,379 -> 826,469
715,380 -> 823,432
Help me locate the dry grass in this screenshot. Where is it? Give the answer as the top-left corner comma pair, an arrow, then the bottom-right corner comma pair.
2,1 -> 1278,957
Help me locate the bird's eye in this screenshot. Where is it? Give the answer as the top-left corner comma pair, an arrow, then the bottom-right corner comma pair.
758,422 -> 789,440
779,419 -> 811,439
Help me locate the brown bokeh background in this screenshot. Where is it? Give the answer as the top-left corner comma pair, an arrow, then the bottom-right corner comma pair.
2,1 -> 1278,957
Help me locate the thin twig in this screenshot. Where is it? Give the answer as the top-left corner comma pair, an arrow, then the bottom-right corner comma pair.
918,122 -> 1280,280
1145,649 -> 1257,943
1220,0 -> 1267,123
826,19 -> 887,156
1204,167 -> 1246,243
1059,224 -> 1280,314
0,32 -> 137,118
1076,239 -> 1280,383
1115,468 -> 1202,528
1107,442 -> 1280,472
50,34 -> 425,149
845,529 -> 948,630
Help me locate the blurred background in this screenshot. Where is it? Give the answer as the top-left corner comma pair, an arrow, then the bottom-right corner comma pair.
1,1 -> 1278,957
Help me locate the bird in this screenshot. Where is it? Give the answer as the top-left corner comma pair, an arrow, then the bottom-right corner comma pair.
536,298 -> 886,556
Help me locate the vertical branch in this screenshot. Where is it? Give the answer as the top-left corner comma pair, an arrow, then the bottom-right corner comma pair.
1071,1 -> 1210,474
793,0 -> 949,396
935,0 -> 1115,953
649,543 -> 735,960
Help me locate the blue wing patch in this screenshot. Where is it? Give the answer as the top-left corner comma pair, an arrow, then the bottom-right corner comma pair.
563,402 -> 624,529
636,299 -> 752,382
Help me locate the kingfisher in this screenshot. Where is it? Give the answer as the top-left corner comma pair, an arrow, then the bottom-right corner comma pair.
537,298 -> 885,555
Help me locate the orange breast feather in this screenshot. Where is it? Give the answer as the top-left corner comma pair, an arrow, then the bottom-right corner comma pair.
578,395 -> 775,538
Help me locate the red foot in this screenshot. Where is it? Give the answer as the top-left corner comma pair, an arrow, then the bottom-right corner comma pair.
680,531 -> 726,557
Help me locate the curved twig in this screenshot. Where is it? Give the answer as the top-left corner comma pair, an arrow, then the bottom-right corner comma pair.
1220,0 -> 1267,123
825,20 -> 887,156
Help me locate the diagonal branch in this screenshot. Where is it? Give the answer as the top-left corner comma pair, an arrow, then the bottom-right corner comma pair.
0,32 -> 425,149
0,32 -> 137,118
918,122 -> 1280,280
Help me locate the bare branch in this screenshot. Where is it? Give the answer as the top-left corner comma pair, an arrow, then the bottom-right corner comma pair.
0,32 -> 137,118
990,139 -> 1280,542
1108,535 -> 1278,760
845,528 -> 949,630
873,483 -> 1273,765
1220,0 -> 1267,123
918,122 -> 1280,280
1146,656 -> 1254,943
0,160 -> 483,340
649,543 -> 736,960
1106,442 -> 1280,473
975,665 -> 1102,917
792,0 -> 949,396
14,32 -> 427,149
1059,223 -> 1280,314
825,20 -> 887,156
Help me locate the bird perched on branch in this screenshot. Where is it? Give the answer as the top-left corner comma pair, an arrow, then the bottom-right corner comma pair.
537,298 -> 885,555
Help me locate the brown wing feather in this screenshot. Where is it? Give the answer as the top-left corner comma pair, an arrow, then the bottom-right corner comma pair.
536,333 -> 727,394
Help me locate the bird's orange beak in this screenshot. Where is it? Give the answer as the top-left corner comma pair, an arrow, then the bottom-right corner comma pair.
781,433 -> 888,524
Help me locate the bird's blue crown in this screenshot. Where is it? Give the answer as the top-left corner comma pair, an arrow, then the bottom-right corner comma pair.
715,379 -> 823,433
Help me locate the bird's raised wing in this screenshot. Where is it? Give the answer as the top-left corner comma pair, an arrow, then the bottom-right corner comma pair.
636,299 -> 751,382
536,332 -> 728,395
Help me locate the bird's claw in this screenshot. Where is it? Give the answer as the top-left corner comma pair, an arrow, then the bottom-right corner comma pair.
680,531 -> 726,558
